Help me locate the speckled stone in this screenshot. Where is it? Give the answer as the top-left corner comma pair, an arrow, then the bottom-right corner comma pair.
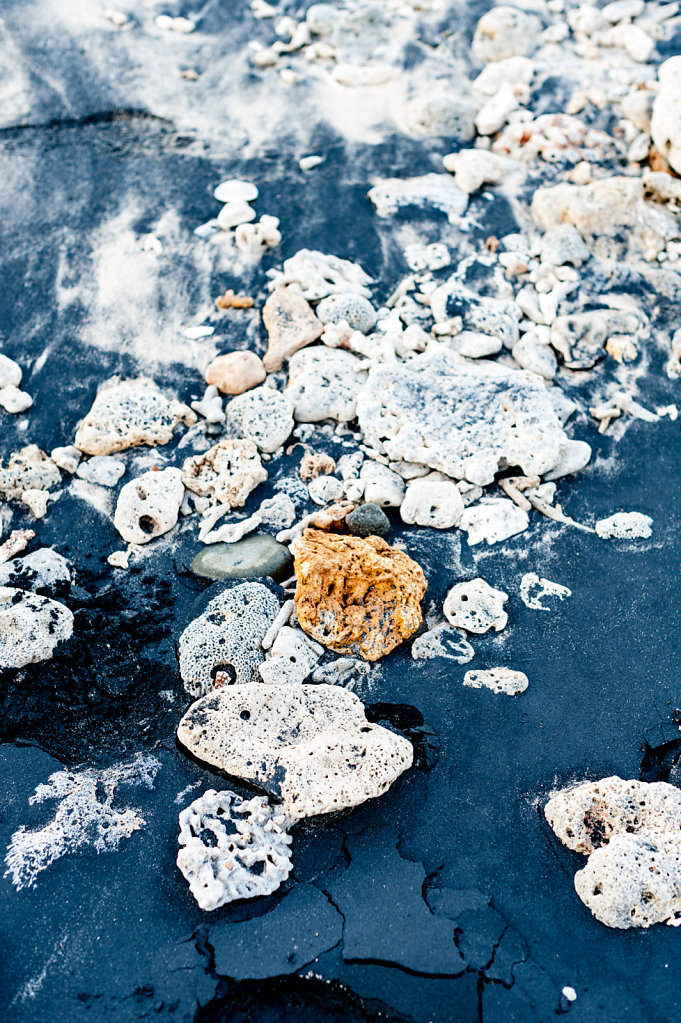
191,535 -> 292,582
345,503 -> 390,538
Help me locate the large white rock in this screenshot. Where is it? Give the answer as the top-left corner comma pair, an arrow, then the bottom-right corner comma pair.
546,776 -> 681,929
114,467 -> 184,545
356,349 -> 570,486
178,582 -> 280,697
177,683 -> 413,821
0,587 -> 73,670
177,789 -> 292,910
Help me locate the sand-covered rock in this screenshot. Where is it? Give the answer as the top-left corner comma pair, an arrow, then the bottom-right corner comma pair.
356,349 -> 573,486
182,438 -> 267,508
262,285 -> 323,372
178,582 -> 280,696
177,789 -> 292,910
0,587 -> 73,670
293,529 -> 426,661
177,683 -> 413,820
74,378 -> 196,455
113,467 -> 184,545
546,777 -> 681,928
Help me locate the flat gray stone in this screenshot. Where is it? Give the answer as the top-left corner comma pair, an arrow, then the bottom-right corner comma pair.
191,535 -> 292,581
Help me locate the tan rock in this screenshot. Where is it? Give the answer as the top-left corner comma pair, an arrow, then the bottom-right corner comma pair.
205,351 -> 266,395
299,449 -> 336,481
293,529 -> 426,661
262,285 -> 323,373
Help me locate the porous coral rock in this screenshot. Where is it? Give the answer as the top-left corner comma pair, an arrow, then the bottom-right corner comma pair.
316,293 -> 377,334
177,789 -> 292,910
225,385 -> 294,453
546,776 -> 681,929
114,467 -> 185,545
411,624 -> 474,663
262,286 -> 323,372
178,582 -> 280,696
270,249 -> 372,301
0,587 -> 73,670
357,349 -> 570,486
258,626 -> 322,685
0,445 -> 61,503
182,438 -> 267,508
76,455 -> 125,487
550,310 -> 644,370
442,149 -> 513,194
285,347 -> 368,423
293,529 -> 426,661
460,498 -> 529,545
299,450 -> 336,480
0,549 -> 70,594
74,378 -> 195,455
463,667 -> 528,695
519,573 -> 571,611
430,279 -> 519,349
205,351 -> 266,395
307,474 -> 344,506
400,475 -> 464,529
0,386 -> 32,414
177,683 -> 413,820
443,578 -> 508,634
595,511 -> 652,539
360,460 -> 405,508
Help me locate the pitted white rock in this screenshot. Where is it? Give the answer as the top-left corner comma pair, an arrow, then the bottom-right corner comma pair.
444,578 -> 508,634
460,498 -> 529,545
182,438 -> 267,509
400,476 -> 464,529
285,348 -> 368,422
114,467 -> 184,545
0,587 -> 73,670
177,683 -> 413,820
178,582 -> 280,697
360,460 -> 405,508
226,385 -> 294,453
258,626 -> 322,685
316,293 -> 377,333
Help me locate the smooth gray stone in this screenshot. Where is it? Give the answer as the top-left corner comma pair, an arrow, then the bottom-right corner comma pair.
191,535 -> 292,581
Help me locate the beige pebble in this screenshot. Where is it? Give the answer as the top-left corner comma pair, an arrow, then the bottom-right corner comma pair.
204,351 -> 266,395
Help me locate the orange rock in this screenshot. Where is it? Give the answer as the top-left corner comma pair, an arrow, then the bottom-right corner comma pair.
262,286 -> 323,372
205,351 -> 265,395
293,529 -> 426,661
299,449 -> 336,481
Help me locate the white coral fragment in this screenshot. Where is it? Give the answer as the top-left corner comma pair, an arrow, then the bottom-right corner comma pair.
519,573 -> 571,611
463,667 -> 528,695
443,578 -> 508,634
177,789 -> 292,910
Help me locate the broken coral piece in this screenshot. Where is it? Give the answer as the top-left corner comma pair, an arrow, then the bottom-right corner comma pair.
74,377 -> 196,456
546,776 -> 681,929
177,683 -> 413,820
182,437 -> 267,508
177,789 -> 292,910
463,667 -> 528,696
113,467 -> 185,545
293,528 -> 426,661
443,578 -> 509,634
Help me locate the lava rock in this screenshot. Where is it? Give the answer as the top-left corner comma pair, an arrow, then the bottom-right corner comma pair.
345,502 -> 391,537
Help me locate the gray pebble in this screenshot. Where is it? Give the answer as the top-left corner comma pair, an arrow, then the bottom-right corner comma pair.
345,502 -> 391,537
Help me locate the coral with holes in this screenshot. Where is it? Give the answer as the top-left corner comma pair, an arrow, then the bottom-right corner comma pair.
293,529 -> 426,661
0,587 -> 73,670
113,467 -> 184,544
443,579 -> 508,634
546,777 -> 681,928
356,349 -> 574,486
178,582 -> 280,697
177,789 -> 292,910
177,684 -> 413,820
74,377 -> 196,455
181,437 -> 267,509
